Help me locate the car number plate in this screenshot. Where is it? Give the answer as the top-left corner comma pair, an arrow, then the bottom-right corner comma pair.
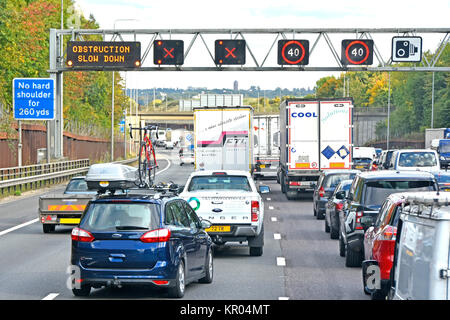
205,225 -> 231,233
355,165 -> 364,169
260,164 -> 266,168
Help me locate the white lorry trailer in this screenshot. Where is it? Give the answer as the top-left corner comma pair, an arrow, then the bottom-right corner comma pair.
253,114 -> 280,179
193,106 -> 254,173
278,98 -> 353,200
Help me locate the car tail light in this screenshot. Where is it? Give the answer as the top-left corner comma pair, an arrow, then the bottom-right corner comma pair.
251,201 -> 259,222
152,280 -> 169,285
355,211 -> 364,230
336,202 -> 344,211
140,228 -> 171,243
319,186 -> 325,198
289,181 -> 300,186
380,226 -> 397,241
71,227 -> 95,242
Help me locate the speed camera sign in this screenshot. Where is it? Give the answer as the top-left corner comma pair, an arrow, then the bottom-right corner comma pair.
392,37 -> 422,62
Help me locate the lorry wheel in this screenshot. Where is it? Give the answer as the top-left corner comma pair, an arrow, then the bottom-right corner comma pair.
281,174 -> 286,193
43,224 -> 55,233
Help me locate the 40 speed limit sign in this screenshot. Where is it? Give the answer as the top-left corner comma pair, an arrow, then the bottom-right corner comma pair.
278,40 -> 309,65
341,39 -> 374,65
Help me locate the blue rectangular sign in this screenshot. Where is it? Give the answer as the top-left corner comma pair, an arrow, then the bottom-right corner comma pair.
13,78 -> 55,120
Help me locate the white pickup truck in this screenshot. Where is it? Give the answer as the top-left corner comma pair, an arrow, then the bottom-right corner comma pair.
179,170 -> 269,256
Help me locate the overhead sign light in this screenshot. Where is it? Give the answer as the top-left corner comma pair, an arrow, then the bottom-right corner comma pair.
66,41 -> 141,68
341,39 -> 374,65
215,40 -> 246,65
154,40 -> 184,65
277,40 -> 309,65
392,36 -> 422,62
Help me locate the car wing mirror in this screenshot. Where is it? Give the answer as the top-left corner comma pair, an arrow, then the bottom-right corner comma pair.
335,191 -> 345,200
200,219 -> 212,230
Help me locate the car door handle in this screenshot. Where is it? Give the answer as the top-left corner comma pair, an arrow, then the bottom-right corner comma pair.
109,253 -> 126,258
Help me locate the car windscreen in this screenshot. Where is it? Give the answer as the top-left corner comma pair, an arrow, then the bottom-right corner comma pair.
80,202 -> 160,231
440,141 -> 450,153
188,175 -> 251,191
398,152 -> 437,167
353,158 -> 372,164
324,174 -> 357,188
65,179 -> 89,192
363,180 -> 436,206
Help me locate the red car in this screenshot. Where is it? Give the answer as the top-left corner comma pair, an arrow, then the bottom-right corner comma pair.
362,193 -> 408,300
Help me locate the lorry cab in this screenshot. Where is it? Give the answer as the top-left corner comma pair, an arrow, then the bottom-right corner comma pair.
431,139 -> 450,169
390,192 -> 450,300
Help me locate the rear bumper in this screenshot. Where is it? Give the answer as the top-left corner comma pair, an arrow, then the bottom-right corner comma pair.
39,213 -> 82,225
207,225 -> 259,243
71,260 -> 178,288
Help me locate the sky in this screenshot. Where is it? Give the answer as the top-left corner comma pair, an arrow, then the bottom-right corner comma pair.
73,0 -> 449,91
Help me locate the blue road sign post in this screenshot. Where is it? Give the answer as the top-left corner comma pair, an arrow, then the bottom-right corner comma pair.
13,78 -> 55,120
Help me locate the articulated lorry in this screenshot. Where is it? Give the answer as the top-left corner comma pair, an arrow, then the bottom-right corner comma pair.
253,115 -> 280,179
193,106 -> 254,173
278,98 -> 353,200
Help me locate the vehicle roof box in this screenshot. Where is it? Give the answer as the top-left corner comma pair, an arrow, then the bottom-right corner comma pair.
85,163 -> 137,191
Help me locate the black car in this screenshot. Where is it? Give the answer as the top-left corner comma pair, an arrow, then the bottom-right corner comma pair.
338,171 -> 438,267
313,170 -> 360,220
324,179 -> 353,239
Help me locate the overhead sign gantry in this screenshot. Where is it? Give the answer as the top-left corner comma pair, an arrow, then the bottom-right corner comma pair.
46,27 -> 449,160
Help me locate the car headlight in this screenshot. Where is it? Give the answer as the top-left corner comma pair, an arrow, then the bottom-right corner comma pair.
440,156 -> 446,161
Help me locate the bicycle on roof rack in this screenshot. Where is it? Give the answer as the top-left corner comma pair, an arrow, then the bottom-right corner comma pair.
129,123 -> 159,188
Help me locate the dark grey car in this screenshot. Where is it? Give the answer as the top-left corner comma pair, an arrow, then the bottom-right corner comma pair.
313,170 -> 360,220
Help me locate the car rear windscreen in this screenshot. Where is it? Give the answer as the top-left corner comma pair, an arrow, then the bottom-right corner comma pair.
324,174 -> 357,188
364,180 -> 436,206
188,175 -> 251,191
80,203 -> 160,231
353,158 -> 372,164
65,179 -> 89,192
398,152 -> 437,167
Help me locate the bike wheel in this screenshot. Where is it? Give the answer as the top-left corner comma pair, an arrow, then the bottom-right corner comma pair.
138,143 -> 149,187
147,145 -> 157,186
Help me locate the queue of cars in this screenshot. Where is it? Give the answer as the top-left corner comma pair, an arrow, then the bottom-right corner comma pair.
313,147 -> 450,300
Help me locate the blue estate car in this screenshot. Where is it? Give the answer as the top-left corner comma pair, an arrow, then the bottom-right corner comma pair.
70,193 -> 214,298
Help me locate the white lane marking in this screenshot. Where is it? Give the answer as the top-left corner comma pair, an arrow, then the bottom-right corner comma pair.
155,155 -> 171,176
42,293 -> 59,300
278,297 -> 290,300
277,257 -> 286,266
274,233 -> 281,240
266,197 -> 271,201
268,206 -> 274,210
271,217 -> 277,222
0,218 -> 39,237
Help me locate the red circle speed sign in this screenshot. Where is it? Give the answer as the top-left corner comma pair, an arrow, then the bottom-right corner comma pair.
281,40 -> 306,65
345,40 -> 370,65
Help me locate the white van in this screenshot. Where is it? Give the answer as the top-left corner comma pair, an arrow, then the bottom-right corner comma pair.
390,192 -> 450,300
